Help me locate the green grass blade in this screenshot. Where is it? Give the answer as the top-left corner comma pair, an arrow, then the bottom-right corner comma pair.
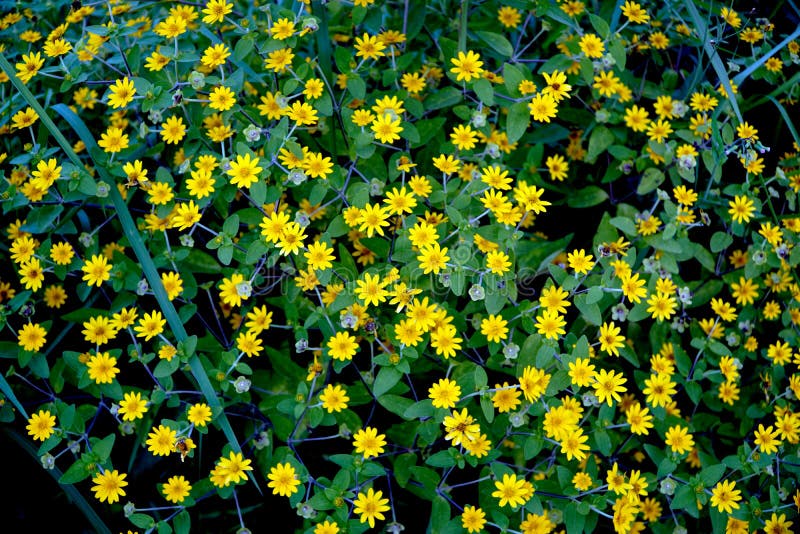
51,103 -> 262,494
0,373 -> 27,419
0,53 -> 261,493
684,1 -> 743,123
4,427 -> 112,534
767,96 -> 800,147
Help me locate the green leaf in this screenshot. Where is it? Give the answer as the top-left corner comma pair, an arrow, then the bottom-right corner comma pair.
593,430 -> 612,456
173,511 -> 190,534
59,458 -> 91,484
567,186 -> 608,208
425,87 -> 463,111
20,205 -> 64,233
636,167 -> 665,195
586,126 -> 614,163
610,216 -> 637,236
472,78 -> 494,106
710,231 -> 733,253
506,102 -> 530,144
480,395 -> 495,424
474,366 -> 488,389
373,367 -> 402,397
129,513 -> 156,529
347,77 -> 366,100
403,399 -> 434,420
92,434 -> 115,462
425,450 -> 456,468
430,496 -> 451,531
503,63 -> 526,96
574,294 -> 602,325
377,394 -> 414,418
588,14 -> 610,39
475,31 -> 514,57
699,464 -> 727,487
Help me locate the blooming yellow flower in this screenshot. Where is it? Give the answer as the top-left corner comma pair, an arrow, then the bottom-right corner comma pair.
352,488 -> 390,529
267,462 -> 302,497
450,50 -> 483,82
107,77 -> 136,109
27,409 -> 56,441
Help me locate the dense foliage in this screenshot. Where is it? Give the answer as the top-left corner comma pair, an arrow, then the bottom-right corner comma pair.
2,1 -> 800,533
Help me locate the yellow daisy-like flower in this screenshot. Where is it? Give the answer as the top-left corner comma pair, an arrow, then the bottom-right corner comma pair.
161,115 -> 187,145
352,426 -> 387,459
91,469 -> 128,504
27,409 -> 57,441
208,85 -> 236,111
371,113 -> 403,144
227,153 -> 262,189
107,77 -> 136,109
81,254 -> 112,287
267,462 -> 302,497
450,50 -> 483,82
354,33 -> 386,60
352,488 -> 390,529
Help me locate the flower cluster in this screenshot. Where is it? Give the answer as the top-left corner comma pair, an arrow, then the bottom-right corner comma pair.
2,1 -> 800,533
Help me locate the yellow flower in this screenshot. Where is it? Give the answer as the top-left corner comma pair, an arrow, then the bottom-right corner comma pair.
728,194 -> 755,224
519,366 -> 551,402
98,126 -> 129,153
327,330 -> 359,361
107,77 -> 136,109
81,254 -> 112,287
118,391 -> 149,421
371,113 -> 403,144
208,85 -> 236,111
417,243 -> 449,274
91,470 -> 128,504
352,488 -> 390,529
579,33 -> 604,58
497,6 -> 522,28
492,473 -> 530,508
227,153 -> 262,189
201,0 -> 232,24
287,101 -> 318,126
212,451 -> 253,487
449,50 -> 483,82
320,384 -> 349,413
592,368 -> 627,406
264,47 -> 295,73
26,409 -> 57,441
160,115 -> 187,145
528,92 -> 558,122
17,256 -> 44,292
428,377 -> 461,409
162,475 -> 192,504
15,51 -> 45,83
708,479 -> 742,514
354,33 -> 386,60
201,43 -> 230,68
352,426 -> 387,459
461,505 -> 487,533
134,310 -> 166,341
621,1 -> 649,23
598,321 -> 625,356
86,351 -> 120,384
271,18 -> 297,40
267,462 -> 302,497
187,402 -> 213,426
664,424 -> 694,454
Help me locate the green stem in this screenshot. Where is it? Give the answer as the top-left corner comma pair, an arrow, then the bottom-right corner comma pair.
458,0 -> 468,53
